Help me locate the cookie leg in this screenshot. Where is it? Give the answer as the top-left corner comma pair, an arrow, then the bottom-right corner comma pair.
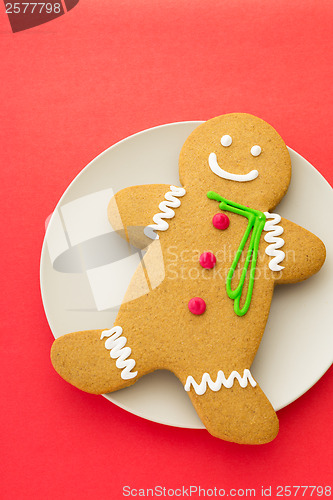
51,325 -> 150,394
185,376 -> 278,445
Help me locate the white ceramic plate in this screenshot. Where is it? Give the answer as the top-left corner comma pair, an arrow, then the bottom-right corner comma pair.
40,121 -> 333,429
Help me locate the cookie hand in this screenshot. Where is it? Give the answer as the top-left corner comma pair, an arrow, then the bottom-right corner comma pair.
267,218 -> 326,284
108,184 -> 175,248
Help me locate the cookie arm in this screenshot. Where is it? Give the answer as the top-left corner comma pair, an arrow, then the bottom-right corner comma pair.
108,184 -> 176,248
268,218 -> 326,284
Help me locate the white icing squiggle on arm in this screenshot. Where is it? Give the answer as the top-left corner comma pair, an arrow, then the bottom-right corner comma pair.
184,369 -> 257,396
263,212 -> 285,271
101,326 -> 138,380
144,185 -> 186,240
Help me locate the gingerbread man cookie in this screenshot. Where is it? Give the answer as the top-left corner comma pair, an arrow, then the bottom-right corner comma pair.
51,113 -> 326,444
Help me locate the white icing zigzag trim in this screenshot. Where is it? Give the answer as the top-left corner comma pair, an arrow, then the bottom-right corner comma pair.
263,212 -> 285,272
144,185 -> 186,240
101,326 -> 138,380
184,369 -> 257,396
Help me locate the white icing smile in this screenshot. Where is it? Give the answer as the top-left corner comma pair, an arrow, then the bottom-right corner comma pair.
209,152 -> 259,182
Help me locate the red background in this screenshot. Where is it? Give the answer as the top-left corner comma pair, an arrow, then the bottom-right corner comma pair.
1,1 -> 332,498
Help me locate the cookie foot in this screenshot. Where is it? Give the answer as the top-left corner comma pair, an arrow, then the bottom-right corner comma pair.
186,378 -> 278,445
50,328 -> 139,394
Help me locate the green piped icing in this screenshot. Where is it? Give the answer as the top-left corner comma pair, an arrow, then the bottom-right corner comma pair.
207,191 -> 266,317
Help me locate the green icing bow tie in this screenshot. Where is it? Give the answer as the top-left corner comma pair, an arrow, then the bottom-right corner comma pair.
207,191 -> 267,317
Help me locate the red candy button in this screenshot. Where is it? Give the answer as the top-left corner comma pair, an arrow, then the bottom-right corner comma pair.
212,213 -> 230,230
188,297 -> 206,315
199,251 -> 216,269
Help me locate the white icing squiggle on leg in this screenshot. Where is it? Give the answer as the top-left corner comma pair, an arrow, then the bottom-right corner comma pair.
184,369 -> 257,396
101,326 -> 138,380
144,185 -> 186,240
263,212 -> 285,271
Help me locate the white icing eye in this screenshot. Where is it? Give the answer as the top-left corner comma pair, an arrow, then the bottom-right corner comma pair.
251,145 -> 261,157
221,135 -> 232,147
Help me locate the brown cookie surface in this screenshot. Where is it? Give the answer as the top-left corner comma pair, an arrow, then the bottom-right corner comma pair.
51,113 -> 326,445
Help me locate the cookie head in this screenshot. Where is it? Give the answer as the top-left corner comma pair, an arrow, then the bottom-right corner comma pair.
179,113 -> 291,210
